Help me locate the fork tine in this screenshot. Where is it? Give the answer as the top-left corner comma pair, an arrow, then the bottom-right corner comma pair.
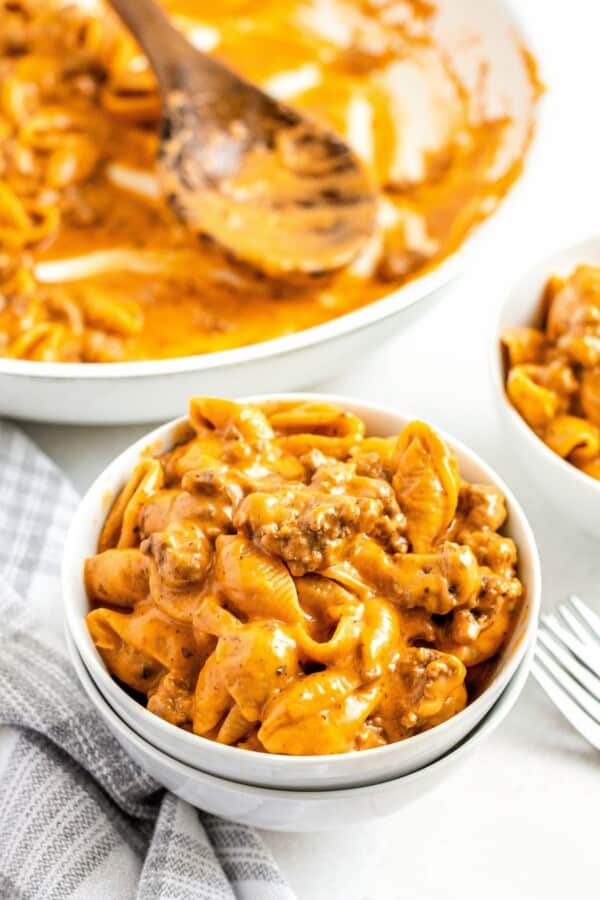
568,595 -> 600,644
542,614 -> 600,674
535,645 -> 600,724
538,627 -> 600,702
559,604 -> 594,645
532,660 -> 600,750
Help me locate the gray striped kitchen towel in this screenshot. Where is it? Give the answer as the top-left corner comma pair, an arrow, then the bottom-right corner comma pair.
0,420 -> 296,900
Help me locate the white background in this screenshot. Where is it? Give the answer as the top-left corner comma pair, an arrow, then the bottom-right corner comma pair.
21,1 -> 600,897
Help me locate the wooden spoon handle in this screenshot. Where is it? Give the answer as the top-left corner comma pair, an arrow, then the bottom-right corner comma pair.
108,0 -> 197,88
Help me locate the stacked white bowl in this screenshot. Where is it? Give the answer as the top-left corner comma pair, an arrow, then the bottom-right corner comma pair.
62,395 -> 541,831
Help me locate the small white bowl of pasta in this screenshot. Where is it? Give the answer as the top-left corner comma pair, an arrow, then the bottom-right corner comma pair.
64,624 -> 533,831
62,394 -> 540,791
493,235 -> 600,539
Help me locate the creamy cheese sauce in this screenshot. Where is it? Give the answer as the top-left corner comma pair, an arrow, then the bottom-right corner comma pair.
0,0 -> 539,362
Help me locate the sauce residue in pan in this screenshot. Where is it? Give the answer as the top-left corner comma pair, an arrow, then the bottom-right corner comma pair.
0,0 -> 540,362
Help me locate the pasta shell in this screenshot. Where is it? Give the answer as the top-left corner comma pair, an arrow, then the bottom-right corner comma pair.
99,458 -> 164,551
7,322 -> 78,362
580,369 -> 600,427
214,535 -> 304,624
259,672 -> 376,755
216,704 -> 254,746
547,266 -> 599,340
266,401 -> 365,439
295,574 -> 356,625
506,368 -> 559,430
87,604 -> 198,690
163,435 -> 229,482
261,670 -> 358,728
421,684 -> 468,731
266,400 -> 365,460
558,333 -> 600,368
0,182 -> 30,229
236,730 -> 265,752
274,433 -> 357,460
392,421 -> 459,552
294,610 -> 362,666
349,436 -> 398,480
501,327 -> 546,366
85,548 -> 149,607
215,621 -> 300,722
139,486 -> 233,541
0,194 -> 59,249
522,361 -> 578,398
544,415 -> 600,465
189,397 -> 273,442
80,288 -> 144,337
101,63 -> 161,123
1,73 -> 40,125
359,597 -> 403,680
347,537 -> 481,614
46,135 -> 100,189
320,561 -> 373,601
147,561 -> 204,624
86,607 -> 164,694
193,596 -> 242,641
19,106 -> 86,151
192,653 -> 232,735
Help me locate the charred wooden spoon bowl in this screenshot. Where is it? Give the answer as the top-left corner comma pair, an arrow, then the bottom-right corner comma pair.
109,0 -> 379,277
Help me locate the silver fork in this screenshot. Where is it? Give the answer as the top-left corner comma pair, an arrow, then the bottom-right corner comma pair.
532,594 -> 600,749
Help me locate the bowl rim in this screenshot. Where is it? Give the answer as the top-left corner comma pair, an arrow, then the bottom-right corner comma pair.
62,392 -> 542,774
491,232 -> 600,500
1,0 -> 546,383
65,622 -> 534,799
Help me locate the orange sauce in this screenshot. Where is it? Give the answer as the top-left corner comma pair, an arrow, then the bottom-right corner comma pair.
0,0 -> 539,362
85,398 -> 525,753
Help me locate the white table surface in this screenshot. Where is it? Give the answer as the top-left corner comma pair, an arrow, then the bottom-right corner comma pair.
18,1 -> 600,897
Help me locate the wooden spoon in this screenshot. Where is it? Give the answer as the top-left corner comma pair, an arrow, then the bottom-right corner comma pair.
108,0 -> 379,277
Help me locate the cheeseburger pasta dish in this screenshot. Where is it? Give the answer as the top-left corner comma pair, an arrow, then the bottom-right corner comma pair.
86,398 -> 524,755
502,265 -> 600,482
1,0 -> 538,362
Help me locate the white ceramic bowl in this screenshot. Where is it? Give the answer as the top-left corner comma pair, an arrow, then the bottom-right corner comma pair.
492,234 -> 600,539
65,625 -> 533,831
2,0 -> 542,425
63,393 -> 541,790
